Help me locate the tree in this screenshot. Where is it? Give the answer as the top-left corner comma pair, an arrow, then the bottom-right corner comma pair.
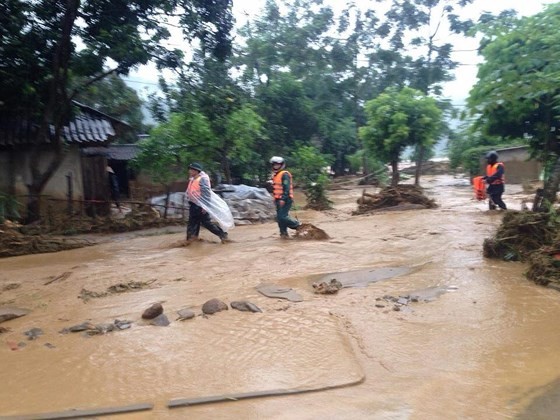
467,4 -> 560,209
0,0 -> 233,222
290,145 -> 333,210
132,112 -> 213,217
382,0 -> 474,184
223,105 -> 266,183
360,87 -> 443,186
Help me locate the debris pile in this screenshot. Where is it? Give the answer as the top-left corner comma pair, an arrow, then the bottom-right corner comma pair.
354,184 -> 437,215
294,223 -> 330,240
483,211 -> 560,286
0,222 -> 92,258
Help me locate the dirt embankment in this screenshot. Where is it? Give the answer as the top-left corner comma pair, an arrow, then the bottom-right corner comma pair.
0,210 -> 183,258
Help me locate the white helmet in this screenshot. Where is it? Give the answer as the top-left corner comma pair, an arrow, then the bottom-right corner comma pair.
270,156 -> 286,170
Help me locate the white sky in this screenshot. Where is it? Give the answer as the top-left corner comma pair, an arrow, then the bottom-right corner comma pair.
127,0 -> 556,108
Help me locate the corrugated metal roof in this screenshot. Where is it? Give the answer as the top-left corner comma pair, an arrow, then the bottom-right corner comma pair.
0,103 -> 121,147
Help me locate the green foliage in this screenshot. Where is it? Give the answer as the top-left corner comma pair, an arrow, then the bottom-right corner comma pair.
224,104 -> 267,182
132,112 -> 214,185
75,74 -> 145,142
467,3 -> 560,158
466,3 -> 560,204
360,86 -> 443,184
0,0 -> 234,222
346,149 -> 389,184
255,73 -> 318,151
290,145 -> 333,210
447,123 -> 523,174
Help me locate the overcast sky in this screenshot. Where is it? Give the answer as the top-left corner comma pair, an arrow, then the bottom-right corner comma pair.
127,0 -> 556,107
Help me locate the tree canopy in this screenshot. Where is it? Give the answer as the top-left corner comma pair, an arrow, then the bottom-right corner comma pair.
464,3 -> 560,207
360,86 -> 443,186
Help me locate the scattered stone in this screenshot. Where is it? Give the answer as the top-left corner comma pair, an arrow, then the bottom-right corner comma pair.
230,301 -> 262,313
375,304 -> 385,308
79,280 -> 157,302
397,297 -> 409,305
142,303 -> 163,320
114,319 -> 132,330
44,343 -> 56,349
24,327 -> 44,340
95,323 -> 116,334
393,305 -> 401,312
149,314 -> 170,326
312,278 -> 343,294
0,326 -> 11,334
2,283 -> 21,291
0,307 -> 30,324
176,309 -> 196,321
70,322 -> 96,332
202,298 -> 228,315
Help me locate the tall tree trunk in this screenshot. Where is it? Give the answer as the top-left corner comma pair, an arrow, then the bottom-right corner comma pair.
539,155 -> 560,211
414,145 -> 424,186
391,160 -> 399,187
222,155 -> 232,184
25,0 -> 79,223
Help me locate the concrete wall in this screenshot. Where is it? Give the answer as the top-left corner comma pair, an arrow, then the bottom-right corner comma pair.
0,146 -> 85,200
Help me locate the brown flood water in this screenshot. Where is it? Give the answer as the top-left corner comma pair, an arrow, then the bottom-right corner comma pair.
1,175 -> 560,419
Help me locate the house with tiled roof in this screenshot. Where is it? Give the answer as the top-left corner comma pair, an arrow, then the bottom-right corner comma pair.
0,101 -> 132,216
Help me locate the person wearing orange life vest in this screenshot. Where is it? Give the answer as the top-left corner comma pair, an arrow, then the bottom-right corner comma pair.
270,156 -> 302,239
185,162 -> 229,244
483,151 -> 507,210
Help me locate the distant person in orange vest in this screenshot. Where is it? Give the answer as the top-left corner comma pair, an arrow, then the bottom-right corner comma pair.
185,162 -> 229,244
270,156 -> 301,239
483,151 -> 507,210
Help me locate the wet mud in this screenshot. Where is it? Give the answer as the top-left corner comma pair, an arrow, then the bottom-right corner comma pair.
1,175 -> 560,419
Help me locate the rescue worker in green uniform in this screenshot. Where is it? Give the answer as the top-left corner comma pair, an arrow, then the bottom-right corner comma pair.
270,156 -> 301,238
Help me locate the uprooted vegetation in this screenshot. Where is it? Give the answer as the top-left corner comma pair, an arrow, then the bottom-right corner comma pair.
483,211 -> 560,286
0,222 -> 94,258
353,184 -> 438,215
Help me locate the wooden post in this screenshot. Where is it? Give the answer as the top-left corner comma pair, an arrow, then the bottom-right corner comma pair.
66,172 -> 73,216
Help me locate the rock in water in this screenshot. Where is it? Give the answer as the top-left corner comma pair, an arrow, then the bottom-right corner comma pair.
150,314 -> 170,326
0,307 -> 30,324
230,301 -> 262,313
142,303 -> 163,319
176,308 -> 196,321
202,298 -> 228,315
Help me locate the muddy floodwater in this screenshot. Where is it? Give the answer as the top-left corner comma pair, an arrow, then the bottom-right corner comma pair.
1,175 -> 560,419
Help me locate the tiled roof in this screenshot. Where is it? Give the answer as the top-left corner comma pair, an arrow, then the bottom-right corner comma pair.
0,102 -> 126,147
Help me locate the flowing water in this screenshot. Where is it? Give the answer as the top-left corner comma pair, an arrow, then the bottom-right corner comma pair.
1,175 -> 559,419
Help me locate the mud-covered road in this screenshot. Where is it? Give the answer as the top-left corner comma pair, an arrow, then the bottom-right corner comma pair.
1,175 -> 560,420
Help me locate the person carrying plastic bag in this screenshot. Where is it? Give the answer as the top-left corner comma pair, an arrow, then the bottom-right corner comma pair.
185,162 -> 234,244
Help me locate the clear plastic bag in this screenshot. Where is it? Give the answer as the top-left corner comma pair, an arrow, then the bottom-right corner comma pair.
190,189 -> 235,232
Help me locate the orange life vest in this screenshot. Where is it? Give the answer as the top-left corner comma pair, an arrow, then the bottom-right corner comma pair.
486,162 -> 505,184
187,173 -> 205,201
472,176 -> 486,201
272,170 -> 293,200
